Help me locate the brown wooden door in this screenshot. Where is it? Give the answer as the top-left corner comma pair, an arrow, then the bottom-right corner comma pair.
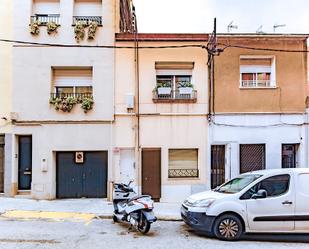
142,148 -> 161,201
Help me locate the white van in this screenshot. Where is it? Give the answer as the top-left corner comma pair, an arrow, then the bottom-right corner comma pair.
181,168 -> 309,241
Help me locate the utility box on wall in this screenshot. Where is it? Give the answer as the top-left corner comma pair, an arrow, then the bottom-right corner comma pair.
126,93 -> 134,110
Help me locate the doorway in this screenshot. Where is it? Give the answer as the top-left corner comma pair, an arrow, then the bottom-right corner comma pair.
142,148 -> 161,201
18,136 -> 32,190
211,145 -> 225,189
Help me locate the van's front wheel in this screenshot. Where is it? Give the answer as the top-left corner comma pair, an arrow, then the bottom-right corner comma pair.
213,214 -> 243,241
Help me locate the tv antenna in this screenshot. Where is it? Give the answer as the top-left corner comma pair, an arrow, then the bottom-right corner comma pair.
256,25 -> 265,34
227,21 -> 238,32
273,24 -> 286,33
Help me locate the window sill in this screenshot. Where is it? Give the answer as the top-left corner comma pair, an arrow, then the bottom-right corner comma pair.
71,24 -> 103,27
239,86 -> 277,90
153,98 -> 197,103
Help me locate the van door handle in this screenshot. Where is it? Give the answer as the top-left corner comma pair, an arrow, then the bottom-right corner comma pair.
282,201 -> 293,205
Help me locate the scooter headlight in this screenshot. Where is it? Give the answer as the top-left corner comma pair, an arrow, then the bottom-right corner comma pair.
192,198 -> 216,208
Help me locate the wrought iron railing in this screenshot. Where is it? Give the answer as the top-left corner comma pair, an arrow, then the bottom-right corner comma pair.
73,16 -> 102,25
168,169 -> 199,178
241,80 -> 272,88
50,92 -> 93,99
153,90 -> 197,102
30,14 -> 60,25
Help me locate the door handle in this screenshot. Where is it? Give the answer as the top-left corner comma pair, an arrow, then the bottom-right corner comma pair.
282,200 -> 293,205
23,172 -> 32,175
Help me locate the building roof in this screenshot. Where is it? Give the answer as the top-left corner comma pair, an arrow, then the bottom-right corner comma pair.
116,33 -> 308,42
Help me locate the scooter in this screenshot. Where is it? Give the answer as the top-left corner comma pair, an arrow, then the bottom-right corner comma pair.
112,181 -> 157,234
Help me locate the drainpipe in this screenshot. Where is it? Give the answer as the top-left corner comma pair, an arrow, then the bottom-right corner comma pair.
132,6 -> 141,193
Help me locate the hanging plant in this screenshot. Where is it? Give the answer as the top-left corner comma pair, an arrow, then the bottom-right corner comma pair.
74,21 -> 87,42
47,21 -> 59,35
87,21 -> 98,40
30,20 -> 40,35
81,97 -> 94,113
50,95 -> 94,113
49,96 -> 77,112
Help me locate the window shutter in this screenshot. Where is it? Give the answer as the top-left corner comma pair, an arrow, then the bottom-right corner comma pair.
169,149 -> 198,170
74,0 -> 102,16
33,0 -> 60,14
53,69 -> 92,87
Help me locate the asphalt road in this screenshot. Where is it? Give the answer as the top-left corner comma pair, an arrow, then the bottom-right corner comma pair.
0,218 -> 308,249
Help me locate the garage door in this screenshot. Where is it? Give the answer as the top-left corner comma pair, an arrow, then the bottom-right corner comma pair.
56,151 -> 107,198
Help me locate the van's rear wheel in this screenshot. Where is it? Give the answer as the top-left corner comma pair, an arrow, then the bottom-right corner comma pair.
213,214 -> 243,241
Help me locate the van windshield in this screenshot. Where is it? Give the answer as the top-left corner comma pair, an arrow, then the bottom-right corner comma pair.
214,174 -> 262,194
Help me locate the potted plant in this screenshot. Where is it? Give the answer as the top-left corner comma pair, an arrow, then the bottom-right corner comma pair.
156,82 -> 172,95
87,21 -> 98,40
30,20 -> 40,35
178,81 -> 194,95
47,21 -> 59,35
81,97 -> 94,113
74,20 -> 87,42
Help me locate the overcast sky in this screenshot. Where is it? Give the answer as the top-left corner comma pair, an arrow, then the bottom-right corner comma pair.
133,0 -> 309,34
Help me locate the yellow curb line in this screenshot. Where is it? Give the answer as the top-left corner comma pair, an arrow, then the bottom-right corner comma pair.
1,210 -> 97,224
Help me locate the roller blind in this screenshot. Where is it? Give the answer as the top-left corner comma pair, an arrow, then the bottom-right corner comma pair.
155,62 -> 194,70
169,149 -> 198,170
53,69 -> 92,86
240,58 -> 272,66
74,0 -> 102,16
33,0 -> 60,14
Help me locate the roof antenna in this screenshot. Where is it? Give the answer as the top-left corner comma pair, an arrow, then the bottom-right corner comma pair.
273,24 -> 286,33
227,21 -> 238,33
256,25 -> 265,34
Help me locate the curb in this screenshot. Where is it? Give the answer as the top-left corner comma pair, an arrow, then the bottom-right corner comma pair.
97,214 -> 182,221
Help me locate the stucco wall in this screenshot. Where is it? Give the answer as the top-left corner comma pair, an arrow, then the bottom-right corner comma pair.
214,37 -> 307,113
115,41 -> 209,202
0,0 -> 12,132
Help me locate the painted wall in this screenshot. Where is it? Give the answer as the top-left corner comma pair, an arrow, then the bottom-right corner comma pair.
115,41 -> 209,202
214,37 -> 307,113
0,0 -> 12,133
210,114 -> 307,180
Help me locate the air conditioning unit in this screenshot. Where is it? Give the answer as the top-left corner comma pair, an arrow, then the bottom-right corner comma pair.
126,93 -> 134,110
10,112 -> 19,121
75,152 -> 84,164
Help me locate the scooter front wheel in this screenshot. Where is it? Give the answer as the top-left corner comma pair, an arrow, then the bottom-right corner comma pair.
137,217 -> 151,234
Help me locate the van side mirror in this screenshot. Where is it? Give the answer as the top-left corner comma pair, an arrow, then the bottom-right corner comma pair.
251,189 -> 267,199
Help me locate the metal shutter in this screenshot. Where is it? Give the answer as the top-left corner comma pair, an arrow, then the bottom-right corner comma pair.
240,144 -> 265,173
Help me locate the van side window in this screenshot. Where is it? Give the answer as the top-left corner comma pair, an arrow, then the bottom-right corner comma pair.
240,174 -> 290,200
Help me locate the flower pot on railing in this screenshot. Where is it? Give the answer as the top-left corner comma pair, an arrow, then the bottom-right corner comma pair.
179,87 -> 193,95
157,87 -> 172,95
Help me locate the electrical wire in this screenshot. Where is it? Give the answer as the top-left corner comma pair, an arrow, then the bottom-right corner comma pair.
212,120 -> 308,128
218,42 -> 309,53
0,38 -> 207,49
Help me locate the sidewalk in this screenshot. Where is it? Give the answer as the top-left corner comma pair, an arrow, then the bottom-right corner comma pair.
0,197 -> 182,221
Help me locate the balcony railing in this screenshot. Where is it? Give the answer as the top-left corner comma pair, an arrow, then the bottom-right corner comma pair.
73,16 -> 103,25
241,80 -> 273,88
168,169 -> 199,178
50,92 -> 93,99
153,90 -> 197,103
30,14 -> 60,25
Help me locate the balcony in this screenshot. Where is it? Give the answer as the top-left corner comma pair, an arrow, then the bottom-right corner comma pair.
241,80 -> 273,88
30,14 -> 60,25
73,16 -> 102,26
50,92 -> 93,99
168,169 -> 199,178
152,89 -> 197,103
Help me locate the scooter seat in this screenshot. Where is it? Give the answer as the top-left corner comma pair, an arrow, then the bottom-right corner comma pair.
129,195 -> 151,202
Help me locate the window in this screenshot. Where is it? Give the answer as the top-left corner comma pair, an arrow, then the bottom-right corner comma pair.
214,174 -> 262,194
282,144 -> 298,168
31,0 -> 60,25
52,68 -> 93,98
240,56 -> 275,88
240,144 -> 265,173
241,174 -> 290,200
73,0 -> 102,25
153,61 -> 196,102
168,149 -> 198,178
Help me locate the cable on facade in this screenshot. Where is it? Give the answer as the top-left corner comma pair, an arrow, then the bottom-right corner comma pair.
218,43 -> 309,53
212,121 -> 309,128
0,38 -> 206,50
